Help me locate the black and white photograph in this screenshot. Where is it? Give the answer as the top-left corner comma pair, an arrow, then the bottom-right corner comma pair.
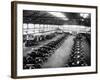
11,1 -> 97,78
23,10 -> 91,69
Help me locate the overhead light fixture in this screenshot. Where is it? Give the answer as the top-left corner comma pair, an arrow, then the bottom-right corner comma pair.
80,13 -> 89,18
49,12 -> 66,18
62,17 -> 69,20
48,12 -> 69,21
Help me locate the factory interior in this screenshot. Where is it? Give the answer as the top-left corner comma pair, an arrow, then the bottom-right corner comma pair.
23,10 -> 91,69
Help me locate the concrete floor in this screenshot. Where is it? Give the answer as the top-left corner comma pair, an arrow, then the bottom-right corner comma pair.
42,35 -> 75,68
